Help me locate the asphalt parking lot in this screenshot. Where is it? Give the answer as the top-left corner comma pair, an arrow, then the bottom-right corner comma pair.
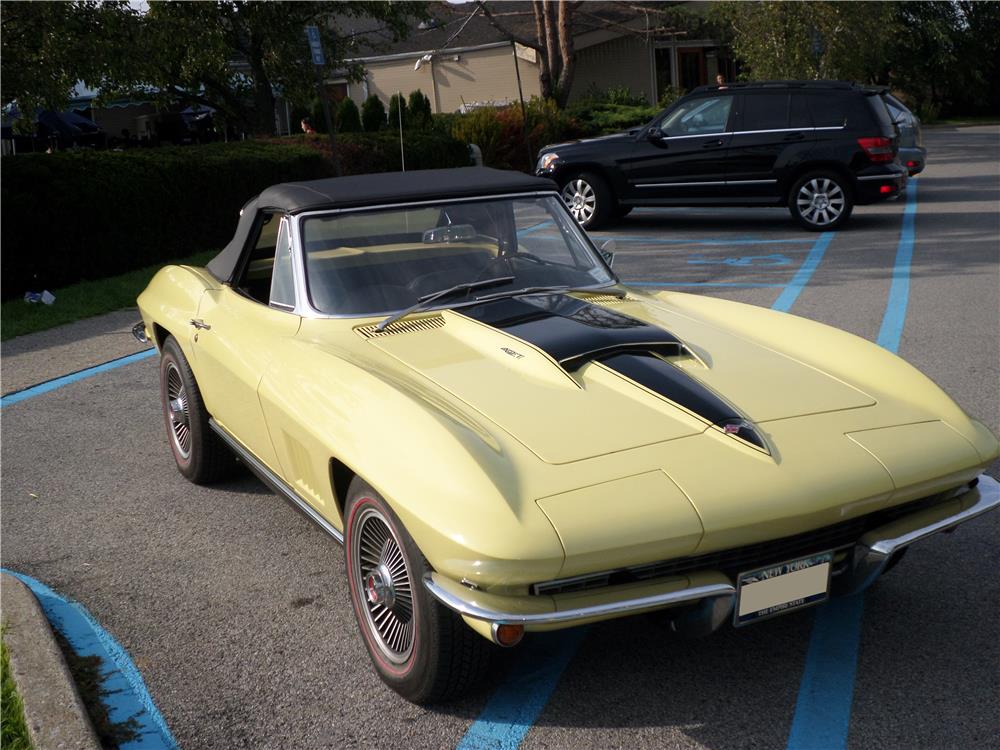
2,125 -> 998,749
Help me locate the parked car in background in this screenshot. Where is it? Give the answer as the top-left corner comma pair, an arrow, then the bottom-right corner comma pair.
883,93 -> 926,176
135,167 -> 999,703
537,81 -> 907,231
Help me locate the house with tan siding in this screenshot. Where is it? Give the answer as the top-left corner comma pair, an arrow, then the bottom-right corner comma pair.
342,1 -> 734,113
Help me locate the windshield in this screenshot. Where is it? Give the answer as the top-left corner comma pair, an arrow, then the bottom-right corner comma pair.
300,195 -> 615,315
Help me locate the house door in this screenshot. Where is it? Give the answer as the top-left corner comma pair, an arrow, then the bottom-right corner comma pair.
678,48 -> 706,91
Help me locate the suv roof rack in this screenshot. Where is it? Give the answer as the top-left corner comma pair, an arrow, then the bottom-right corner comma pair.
691,80 -> 857,94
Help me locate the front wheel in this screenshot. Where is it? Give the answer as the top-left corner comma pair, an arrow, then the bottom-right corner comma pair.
788,172 -> 854,231
158,336 -> 235,484
560,171 -> 613,230
344,478 -> 494,703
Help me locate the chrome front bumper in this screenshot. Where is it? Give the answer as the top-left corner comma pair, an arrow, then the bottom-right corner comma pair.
425,474 -> 1000,634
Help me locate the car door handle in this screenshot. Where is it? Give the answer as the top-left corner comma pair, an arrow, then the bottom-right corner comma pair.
702,139 -> 725,148
190,318 -> 211,330
783,132 -> 806,141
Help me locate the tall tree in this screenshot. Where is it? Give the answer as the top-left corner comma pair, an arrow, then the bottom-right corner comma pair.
0,1 -> 135,125
125,1 -> 428,135
714,1 -> 898,83
1,1 -> 428,135
476,1 -> 688,107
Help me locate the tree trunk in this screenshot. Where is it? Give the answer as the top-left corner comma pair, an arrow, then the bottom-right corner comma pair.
542,1 -> 561,86
532,1 -> 552,99
245,25 -> 276,136
554,1 -> 576,107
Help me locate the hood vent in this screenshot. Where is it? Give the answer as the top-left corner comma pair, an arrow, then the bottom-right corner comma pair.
355,314 -> 445,339
578,293 -> 633,306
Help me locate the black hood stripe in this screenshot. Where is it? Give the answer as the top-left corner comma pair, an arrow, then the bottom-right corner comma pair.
458,294 -> 768,452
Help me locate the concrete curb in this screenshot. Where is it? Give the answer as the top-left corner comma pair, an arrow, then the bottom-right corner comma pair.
1,573 -> 101,750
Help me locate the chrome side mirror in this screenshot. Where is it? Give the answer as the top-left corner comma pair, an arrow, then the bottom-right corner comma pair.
599,239 -> 616,268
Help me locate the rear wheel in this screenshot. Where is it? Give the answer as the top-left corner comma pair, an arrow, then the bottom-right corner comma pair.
560,171 -> 613,230
158,336 -> 235,484
788,171 -> 854,231
344,478 -> 494,703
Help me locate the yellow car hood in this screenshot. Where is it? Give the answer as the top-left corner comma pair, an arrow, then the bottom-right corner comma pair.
367,294 -> 874,464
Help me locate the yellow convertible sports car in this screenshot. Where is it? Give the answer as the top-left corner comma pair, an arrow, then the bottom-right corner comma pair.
135,167 -> 999,703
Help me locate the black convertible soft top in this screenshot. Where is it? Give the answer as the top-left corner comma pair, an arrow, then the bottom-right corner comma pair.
206,167 -> 557,283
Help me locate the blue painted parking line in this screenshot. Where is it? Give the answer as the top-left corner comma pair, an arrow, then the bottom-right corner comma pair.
771,232 -> 835,313
595,236 -> 815,246
786,596 -> 865,750
625,281 -> 785,288
517,220 -> 555,236
2,569 -> 178,749
877,180 -> 919,352
0,348 -> 156,408
787,182 -> 920,750
456,629 -> 588,750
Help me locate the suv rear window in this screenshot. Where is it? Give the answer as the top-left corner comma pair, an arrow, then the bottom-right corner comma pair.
865,94 -> 895,131
806,94 -> 848,128
742,93 -> 790,131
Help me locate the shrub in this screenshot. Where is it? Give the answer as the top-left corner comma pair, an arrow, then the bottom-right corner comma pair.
565,100 -> 660,136
388,93 -> 407,130
361,95 -> 386,132
449,97 -> 579,172
407,89 -> 433,130
279,131 -> 471,175
1,142 -> 333,299
337,97 -> 362,133
657,85 -> 687,109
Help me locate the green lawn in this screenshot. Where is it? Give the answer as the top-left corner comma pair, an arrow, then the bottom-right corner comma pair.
1,251 -> 215,341
1,625 -> 33,750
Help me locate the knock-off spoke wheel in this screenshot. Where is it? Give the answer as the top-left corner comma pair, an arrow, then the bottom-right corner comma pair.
353,506 -> 415,664
164,361 -> 191,459
344,480 -> 494,703
158,335 -> 235,484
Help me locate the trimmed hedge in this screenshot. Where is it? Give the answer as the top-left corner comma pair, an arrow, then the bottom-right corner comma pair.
1,142 -> 332,299
274,131 -> 471,175
2,132 -> 471,299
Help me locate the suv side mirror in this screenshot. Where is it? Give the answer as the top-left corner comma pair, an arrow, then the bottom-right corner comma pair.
646,127 -> 664,141
599,239 -> 616,267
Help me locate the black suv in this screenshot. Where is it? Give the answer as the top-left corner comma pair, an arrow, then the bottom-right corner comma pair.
536,81 -> 907,231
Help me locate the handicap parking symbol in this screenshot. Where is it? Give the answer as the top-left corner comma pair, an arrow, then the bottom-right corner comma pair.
688,253 -> 793,267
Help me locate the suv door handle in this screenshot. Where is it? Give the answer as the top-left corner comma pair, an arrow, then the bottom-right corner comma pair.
190,319 -> 211,330
783,132 -> 806,141
702,139 -> 725,148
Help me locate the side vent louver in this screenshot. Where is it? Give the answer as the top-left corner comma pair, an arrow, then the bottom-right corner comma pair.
354,315 -> 446,339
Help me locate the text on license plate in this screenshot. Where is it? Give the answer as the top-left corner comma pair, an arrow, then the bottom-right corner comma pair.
734,551 -> 832,627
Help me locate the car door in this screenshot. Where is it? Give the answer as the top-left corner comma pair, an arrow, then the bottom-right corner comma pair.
622,93 -> 736,201
725,92 -> 814,200
191,212 -> 301,472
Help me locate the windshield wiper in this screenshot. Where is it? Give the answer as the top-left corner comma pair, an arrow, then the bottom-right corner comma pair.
375,275 -> 515,331
472,284 -> 626,304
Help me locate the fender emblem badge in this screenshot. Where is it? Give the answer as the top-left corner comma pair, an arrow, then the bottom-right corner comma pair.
501,347 -> 524,360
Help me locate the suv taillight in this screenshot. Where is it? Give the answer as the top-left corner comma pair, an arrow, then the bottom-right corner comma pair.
857,137 -> 894,163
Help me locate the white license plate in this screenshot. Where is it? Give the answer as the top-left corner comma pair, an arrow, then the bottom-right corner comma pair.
734,551 -> 833,627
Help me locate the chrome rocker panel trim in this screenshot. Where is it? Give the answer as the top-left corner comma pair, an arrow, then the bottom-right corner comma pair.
208,418 -> 344,544
424,474 -> 999,630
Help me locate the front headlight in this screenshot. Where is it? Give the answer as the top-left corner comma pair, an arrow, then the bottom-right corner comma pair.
537,152 -> 559,172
